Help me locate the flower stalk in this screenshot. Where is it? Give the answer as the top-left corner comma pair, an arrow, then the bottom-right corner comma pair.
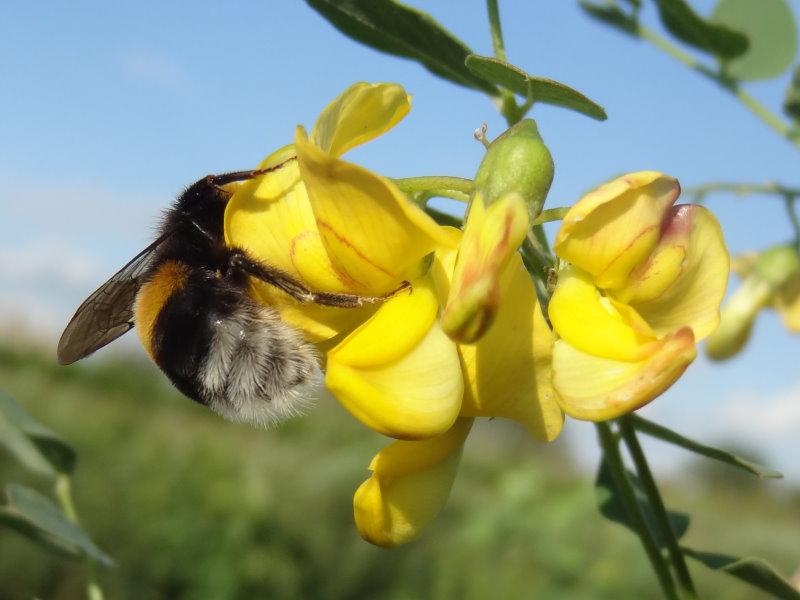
637,24 -> 799,151
55,475 -> 105,600
393,176 -> 474,203
618,416 -> 697,599
596,423 -> 680,600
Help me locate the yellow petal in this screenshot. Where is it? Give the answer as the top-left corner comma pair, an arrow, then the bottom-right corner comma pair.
731,252 -> 758,279
433,247 -> 563,440
774,274 -> 800,332
549,265 -> 660,362
631,205 -> 729,341
552,328 -> 697,421
442,192 -> 529,343
295,127 -> 456,295
705,276 -> 770,360
353,418 -> 473,547
554,172 -> 680,290
248,283 -> 375,344
325,279 -> 463,439
311,82 -> 411,157
224,144 -> 351,294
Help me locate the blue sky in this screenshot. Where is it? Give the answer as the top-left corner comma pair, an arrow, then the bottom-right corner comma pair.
2,1 -> 799,477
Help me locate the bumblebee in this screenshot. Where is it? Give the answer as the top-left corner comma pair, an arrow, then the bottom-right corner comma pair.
58,159 -> 405,425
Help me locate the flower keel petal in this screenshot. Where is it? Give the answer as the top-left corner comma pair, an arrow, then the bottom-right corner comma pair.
552,328 -> 697,421
326,280 -> 463,439
354,418 -> 473,547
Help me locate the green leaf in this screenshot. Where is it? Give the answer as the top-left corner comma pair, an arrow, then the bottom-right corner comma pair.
305,0 -> 497,95
683,547 -> 800,599
653,0 -> 749,59
631,414 -> 783,478
465,55 -> 607,121
0,505 -> 81,558
579,1 -> 639,36
784,65 -> 800,121
595,459 -> 689,548
2,484 -> 112,566
712,0 -> 797,80
0,392 -> 76,475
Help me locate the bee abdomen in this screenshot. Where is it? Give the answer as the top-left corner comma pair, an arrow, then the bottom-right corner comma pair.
146,273 -> 320,426
198,300 -> 320,425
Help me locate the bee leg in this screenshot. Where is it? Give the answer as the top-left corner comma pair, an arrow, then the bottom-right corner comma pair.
206,157 -> 298,191
229,251 -> 411,308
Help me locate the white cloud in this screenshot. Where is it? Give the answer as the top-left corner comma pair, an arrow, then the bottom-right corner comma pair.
720,383 -> 800,439
0,239 -> 100,289
121,48 -> 188,92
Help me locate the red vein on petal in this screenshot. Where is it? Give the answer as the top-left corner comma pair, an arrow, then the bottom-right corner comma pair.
316,219 -> 396,278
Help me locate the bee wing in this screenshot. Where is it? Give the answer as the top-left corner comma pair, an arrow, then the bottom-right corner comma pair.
57,231 -> 174,365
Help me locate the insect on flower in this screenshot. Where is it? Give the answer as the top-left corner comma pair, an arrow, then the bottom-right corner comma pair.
57,160 -> 408,426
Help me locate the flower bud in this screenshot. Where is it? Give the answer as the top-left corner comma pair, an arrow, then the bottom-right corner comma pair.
706,245 -> 800,360
474,119 -> 554,221
441,192 -> 529,343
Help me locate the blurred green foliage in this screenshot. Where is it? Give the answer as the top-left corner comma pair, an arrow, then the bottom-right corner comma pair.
0,343 -> 798,599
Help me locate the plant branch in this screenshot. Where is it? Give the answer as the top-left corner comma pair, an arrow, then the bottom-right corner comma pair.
596,423 -> 680,600
486,0 -> 507,62
55,476 -> 105,600
618,417 -> 697,599
521,227 -> 555,312
637,25 -> 799,150
393,176 -> 473,203
533,207 -> 570,225
686,181 -> 800,203
784,196 -> 800,255
485,0 -> 525,126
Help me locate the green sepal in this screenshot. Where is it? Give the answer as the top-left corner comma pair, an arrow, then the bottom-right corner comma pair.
474,119 -> 554,220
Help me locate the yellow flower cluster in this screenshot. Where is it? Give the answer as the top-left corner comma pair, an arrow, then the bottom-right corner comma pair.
225,83 -> 729,546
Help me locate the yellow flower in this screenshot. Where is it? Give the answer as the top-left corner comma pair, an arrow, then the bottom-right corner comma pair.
354,235 -> 563,547
225,82 -> 462,440
549,172 -> 729,421
707,245 -> 800,359
225,83 -> 562,546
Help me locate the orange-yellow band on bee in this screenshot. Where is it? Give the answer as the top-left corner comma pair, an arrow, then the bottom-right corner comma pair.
134,260 -> 190,359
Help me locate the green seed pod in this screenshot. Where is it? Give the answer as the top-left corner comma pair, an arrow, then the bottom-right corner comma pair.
474,119 -> 554,221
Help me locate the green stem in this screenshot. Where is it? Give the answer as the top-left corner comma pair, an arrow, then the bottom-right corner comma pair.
425,206 -> 464,228
521,227 -> 555,312
638,25 -> 799,150
595,423 -> 680,600
533,206 -> 570,225
784,196 -> 800,255
618,417 -> 697,599
686,181 -> 800,202
485,0 -> 524,126
393,176 -> 473,203
486,0 -> 507,62
55,476 -> 105,600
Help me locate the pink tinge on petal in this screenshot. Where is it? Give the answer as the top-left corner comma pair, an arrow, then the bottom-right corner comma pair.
660,204 -> 694,242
